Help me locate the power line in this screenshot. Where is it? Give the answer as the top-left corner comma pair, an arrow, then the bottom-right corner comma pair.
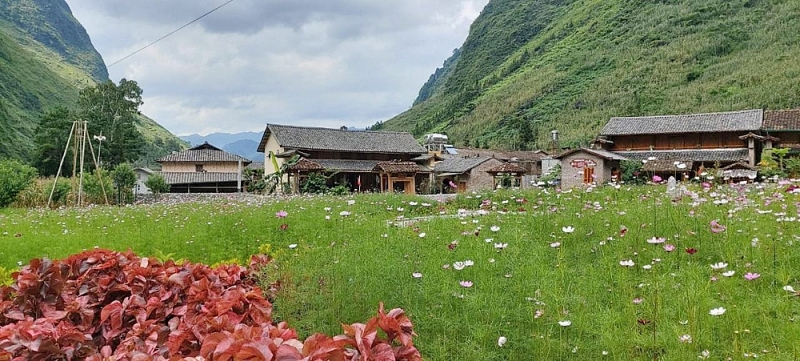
106,0 -> 235,69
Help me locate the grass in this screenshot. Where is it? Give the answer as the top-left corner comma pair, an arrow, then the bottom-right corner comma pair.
1,185 -> 799,360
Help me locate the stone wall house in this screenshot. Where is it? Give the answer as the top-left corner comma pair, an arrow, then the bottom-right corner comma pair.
555,148 -> 626,188
133,167 -> 154,194
763,109 -> 800,152
434,157 -> 504,192
157,142 -> 251,193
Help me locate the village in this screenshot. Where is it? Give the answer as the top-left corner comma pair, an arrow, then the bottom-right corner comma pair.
137,108 -> 800,195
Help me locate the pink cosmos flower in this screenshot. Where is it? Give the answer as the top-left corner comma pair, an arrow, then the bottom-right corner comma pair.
710,220 -> 726,233
652,175 -> 662,183
632,298 -> 643,305
744,272 -> 761,281
275,210 -> 288,218
459,280 -> 473,288
663,244 -> 676,252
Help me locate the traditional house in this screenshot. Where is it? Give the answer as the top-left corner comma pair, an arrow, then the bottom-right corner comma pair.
554,148 -> 626,188
433,157 -> 505,192
596,109 -> 765,175
257,124 -> 428,193
485,161 -> 527,189
763,109 -> 800,153
157,142 -> 251,193
133,167 -> 154,195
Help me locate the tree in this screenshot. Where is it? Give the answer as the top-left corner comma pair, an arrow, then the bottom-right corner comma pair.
32,107 -> 76,176
79,79 -> 145,167
111,164 -> 136,205
0,159 -> 38,207
144,173 -> 170,199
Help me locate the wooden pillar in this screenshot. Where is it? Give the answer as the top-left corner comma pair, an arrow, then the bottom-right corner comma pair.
387,174 -> 392,193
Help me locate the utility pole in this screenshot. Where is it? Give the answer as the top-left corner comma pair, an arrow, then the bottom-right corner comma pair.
48,120 -> 109,208
93,133 -> 106,167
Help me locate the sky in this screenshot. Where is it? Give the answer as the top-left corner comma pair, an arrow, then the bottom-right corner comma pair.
65,0 -> 489,136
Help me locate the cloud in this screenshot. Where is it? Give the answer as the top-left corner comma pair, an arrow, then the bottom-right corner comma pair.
66,0 -> 488,135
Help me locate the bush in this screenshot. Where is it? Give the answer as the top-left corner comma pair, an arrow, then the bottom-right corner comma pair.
82,168 -> 113,205
0,249 -> 421,360
144,173 -> 170,198
0,159 -> 37,208
111,164 -> 136,205
300,172 -> 328,194
620,160 -> 645,184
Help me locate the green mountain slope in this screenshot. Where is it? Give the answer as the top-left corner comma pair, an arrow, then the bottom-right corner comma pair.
379,0 -> 800,150
0,0 -> 187,162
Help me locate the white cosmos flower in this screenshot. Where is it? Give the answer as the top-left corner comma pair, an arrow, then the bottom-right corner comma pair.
722,270 -> 736,277
490,225 -> 501,232
550,242 -> 561,248
562,226 -> 575,233
411,272 -> 422,279
464,259 -> 474,267
494,243 -> 508,249
339,211 -> 351,216
558,320 -> 572,327
710,262 -> 728,270
619,259 -> 635,267
497,336 -> 507,347
347,200 -> 355,205
453,262 -> 466,270
324,207 -> 332,212
408,201 -> 418,206
709,307 -> 726,316
418,233 -> 426,238
288,244 -> 298,249
784,285 -> 796,292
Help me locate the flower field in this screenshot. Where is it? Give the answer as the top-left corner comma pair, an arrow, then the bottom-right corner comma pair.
1,184 -> 799,360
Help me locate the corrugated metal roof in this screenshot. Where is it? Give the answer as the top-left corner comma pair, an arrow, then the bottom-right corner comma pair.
601,109 -> 763,135
257,124 -> 426,154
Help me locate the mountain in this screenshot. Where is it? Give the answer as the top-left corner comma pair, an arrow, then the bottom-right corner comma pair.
0,0 -> 187,162
377,0 -> 800,150
222,140 -> 261,162
180,132 -> 263,161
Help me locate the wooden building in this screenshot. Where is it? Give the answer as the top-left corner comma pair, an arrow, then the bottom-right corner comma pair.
157,142 -> 251,193
763,109 -> 800,153
597,109 -> 765,174
257,124 -> 428,193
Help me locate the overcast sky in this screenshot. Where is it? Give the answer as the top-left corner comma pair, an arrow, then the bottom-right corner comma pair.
65,0 -> 488,136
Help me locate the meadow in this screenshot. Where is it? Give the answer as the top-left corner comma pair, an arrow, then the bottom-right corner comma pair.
1,184 -> 799,360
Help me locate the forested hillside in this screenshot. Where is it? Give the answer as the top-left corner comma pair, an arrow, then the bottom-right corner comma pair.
0,0 -> 186,163
378,0 -> 800,150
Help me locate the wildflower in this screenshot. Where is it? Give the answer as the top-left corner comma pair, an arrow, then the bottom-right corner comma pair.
412,272 -> 423,279
646,236 -> 666,244
710,262 -> 728,270
619,227 -> 628,237
642,264 -> 652,270
699,350 -> 710,359
619,259 -> 635,267
562,226 -> 575,233
418,232 -> 426,238
652,175 -> 662,183
632,297 -> 643,304
550,242 -> 561,248
490,225 -> 501,232
275,210 -> 288,218
464,259 -> 474,266
347,200 -> 356,205
453,261 -> 466,270
288,244 -> 298,249
279,223 -> 288,231
497,336 -> 507,347
558,320 -> 572,327
679,334 -> 692,343
710,220 -> 726,233
324,207 -> 332,212
722,270 -> 736,277
494,243 -> 508,249
685,247 -> 698,255
459,280 -> 473,288
709,307 -> 726,316
663,244 -> 676,252
784,285 -> 796,292
744,272 -> 760,280
339,211 -> 351,217
534,309 -> 544,318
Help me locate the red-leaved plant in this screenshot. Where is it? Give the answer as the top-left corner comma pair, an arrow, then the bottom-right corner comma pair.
0,250 -> 421,361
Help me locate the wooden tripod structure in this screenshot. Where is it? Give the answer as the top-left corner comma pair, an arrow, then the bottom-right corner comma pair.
47,120 -> 109,208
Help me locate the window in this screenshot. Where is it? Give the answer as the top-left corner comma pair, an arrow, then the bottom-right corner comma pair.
195,164 -> 204,172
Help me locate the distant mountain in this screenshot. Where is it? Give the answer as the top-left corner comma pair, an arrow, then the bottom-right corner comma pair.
222,139 -> 261,162
180,131 -> 263,147
378,0 -> 800,150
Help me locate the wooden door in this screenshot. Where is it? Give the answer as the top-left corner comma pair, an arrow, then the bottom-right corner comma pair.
583,167 -> 595,184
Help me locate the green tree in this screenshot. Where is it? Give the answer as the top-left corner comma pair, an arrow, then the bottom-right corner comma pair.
111,163 -> 136,205
144,173 -> 170,199
0,159 -> 38,207
32,106 -> 76,176
79,79 -> 145,167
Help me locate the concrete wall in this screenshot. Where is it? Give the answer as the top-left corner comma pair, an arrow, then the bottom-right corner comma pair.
560,151 -> 609,189
161,161 -> 241,173
134,170 -> 152,194
262,134 -> 285,175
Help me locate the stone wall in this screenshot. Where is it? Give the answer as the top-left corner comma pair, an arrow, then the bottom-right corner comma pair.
465,158 -> 504,192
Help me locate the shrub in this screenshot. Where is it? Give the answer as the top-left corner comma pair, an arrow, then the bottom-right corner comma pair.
0,249 -> 421,360
300,172 -> 329,194
0,159 -> 37,208
144,173 -> 170,199
111,164 -> 136,205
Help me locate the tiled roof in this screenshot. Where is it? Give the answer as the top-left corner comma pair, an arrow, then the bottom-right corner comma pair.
763,109 -> 800,130
158,142 -> 251,164
434,157 -> 493,174
245,162 -> 264,170
485,162 -> 527,174
375,161 -> 421,173
288,158 -> 325,172
257,124 -> 426,154
314,159 -> 380,172
443,148 -> 547,161
615,148 -> 749,162
642,160 -> 694,172
601,109 -> 763,135
161,172 -> 241,185
553,148 -> 627,161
